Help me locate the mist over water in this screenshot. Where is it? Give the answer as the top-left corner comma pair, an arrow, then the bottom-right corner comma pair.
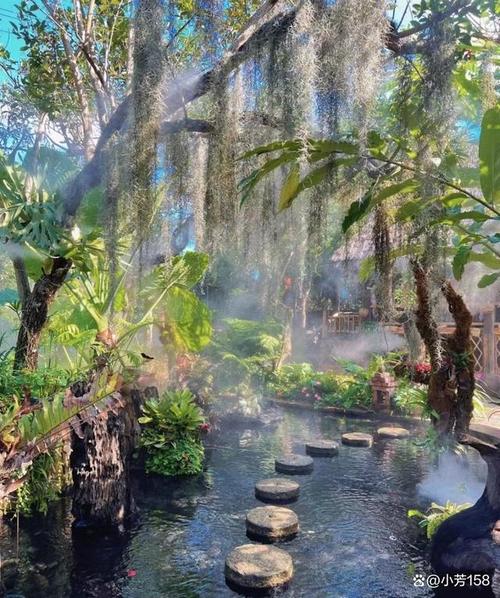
417,450 -> 487,505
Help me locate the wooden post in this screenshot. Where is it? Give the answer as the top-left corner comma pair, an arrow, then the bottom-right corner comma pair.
483,306 -> 495,375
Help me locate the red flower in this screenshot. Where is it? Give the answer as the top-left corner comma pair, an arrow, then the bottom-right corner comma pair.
199,422 -> 211,433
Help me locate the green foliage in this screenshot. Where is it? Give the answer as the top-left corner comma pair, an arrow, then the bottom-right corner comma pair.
206,318 -> 283,392
142,251 -> 213,355
139,389 -> 205,477
393,380 -> 428,416
267,362 -> 372,410
240,107 -> 500,289
160,286 -> 212,353
15,448 -> 69,516
479,107 -> 500,206
408,501 -> 471,540
142,435 -> 204,477
0,351 -> 76,407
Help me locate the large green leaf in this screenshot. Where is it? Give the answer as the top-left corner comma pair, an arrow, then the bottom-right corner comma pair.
452,244 -> 472,280
342,190 -> 373,233
372,179 -> 420,203
162,286 -> 212,352
239,151 -> 300,205
278,164 -> 300,211
479,107 -> 500,205
23,147 -> 77,192
478,272 -> 500,288
170,251 -> 209,288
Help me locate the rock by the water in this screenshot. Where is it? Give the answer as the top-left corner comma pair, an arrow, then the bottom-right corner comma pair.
377,426 -> 410,439
225,544 -> 293,591
275,454 -> 314,474
246,505 -> 299,540
305,440 -> 339,457
255,478 -> 300,503
341,432 -> 373,447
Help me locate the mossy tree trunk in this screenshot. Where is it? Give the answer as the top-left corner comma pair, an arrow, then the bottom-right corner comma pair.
411,260 -> 474,439
14,257 -> 72,371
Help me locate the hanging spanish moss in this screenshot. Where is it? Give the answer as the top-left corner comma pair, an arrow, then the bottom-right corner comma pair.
204,70 -> 242,253
319,0 -> 389,134
420,19 -> 456,140
128,0 -> 166,249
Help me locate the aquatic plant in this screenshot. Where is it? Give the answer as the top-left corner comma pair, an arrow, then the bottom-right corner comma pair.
139,389 -> 205,476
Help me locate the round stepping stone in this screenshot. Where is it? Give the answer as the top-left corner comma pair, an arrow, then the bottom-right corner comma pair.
305,440 -> 339,457
246,505 -> 299,541
377,426 -> 410,439
341,432 -> 373,447
275,454 -> 313,475
225,544 -> 293,591
255,478 -> 300,503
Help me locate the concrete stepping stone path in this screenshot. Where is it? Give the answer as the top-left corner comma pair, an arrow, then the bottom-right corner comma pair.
377,426 -> 410,439
305,440 -> 339,457
275,454 -> 314,474
341,432 -> 373,447
255,478 -> 300,503
225,544 -> 293,592
246,505 -> 299,541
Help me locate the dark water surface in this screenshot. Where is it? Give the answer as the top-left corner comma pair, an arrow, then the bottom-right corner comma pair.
1,409 -> 441,597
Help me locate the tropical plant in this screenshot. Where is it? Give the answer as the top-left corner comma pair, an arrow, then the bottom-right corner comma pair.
206,318 -> 283,393
138,389 -> 205,477
240,107 -> 500,289
267,361 -> 373,409
408,501 -> 471,540
15,447 -> 70,515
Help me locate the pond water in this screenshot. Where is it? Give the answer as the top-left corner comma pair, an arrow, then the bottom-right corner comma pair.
0,408 -> 482,597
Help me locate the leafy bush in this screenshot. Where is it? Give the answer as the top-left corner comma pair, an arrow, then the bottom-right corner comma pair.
16,448 -> 70,515
206,318 -> 283,392
139,389 -> 205,477
0,352 -> 77,408
408,501 -> 471,539
267,362 -> 372,409
143,436 -> 204,476
393,379 -> 428,416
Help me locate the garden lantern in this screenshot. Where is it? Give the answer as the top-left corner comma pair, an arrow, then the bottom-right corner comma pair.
370,371 -> 398,412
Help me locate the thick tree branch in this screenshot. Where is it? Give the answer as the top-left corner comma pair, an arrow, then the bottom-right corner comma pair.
61,1 -> 298,216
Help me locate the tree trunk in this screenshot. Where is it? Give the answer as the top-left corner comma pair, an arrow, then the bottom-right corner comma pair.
70,388 -> 145,529
441,280 -> 475,439
411,260 -> 474,438
14,257 -> 72,371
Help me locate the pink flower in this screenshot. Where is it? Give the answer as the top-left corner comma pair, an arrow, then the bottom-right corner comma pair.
199,422 -> 211,433
127,570 -> 137,578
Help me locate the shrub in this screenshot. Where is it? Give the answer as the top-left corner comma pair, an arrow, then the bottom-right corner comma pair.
206,318 -> 283,393
139,389 -> 205,477
143,435 -> 204,476
408,501 -> 471,539
267,363 -> 372,409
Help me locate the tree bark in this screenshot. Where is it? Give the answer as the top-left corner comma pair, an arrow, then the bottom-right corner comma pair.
441,279 -> 475,439
70,388 -> 146,529
14,257 -> 72,371
411,260 -> 474,438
